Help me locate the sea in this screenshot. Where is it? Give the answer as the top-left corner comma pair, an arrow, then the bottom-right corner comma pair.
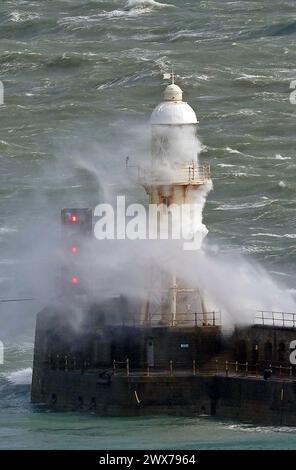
0,0 -> 296,450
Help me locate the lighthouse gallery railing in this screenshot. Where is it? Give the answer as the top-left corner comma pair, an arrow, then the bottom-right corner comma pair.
139,163 -> 211,185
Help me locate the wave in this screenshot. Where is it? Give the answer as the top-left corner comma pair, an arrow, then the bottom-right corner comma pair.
225,146 -> 255,158
275,154 -> 291,161
46,53 -> 88,69
225,146 -> 244,155
231,172 -> 257,178
9,11 -> 40,23
1,13 -> 58,38
58,10 -> 148,27
125,0 -> 175,9
224,147 -> 280,162
215,200 -> 275,211
265,22 -> 296,38
3,368 -> 32,386
238,21 -> 296,40
235,74 -> 271,81
217,164 -> 236,168
97,71 -> 152,91
252,233 -> 296,239
227,423 -> 296,434
58,0 -> 175,27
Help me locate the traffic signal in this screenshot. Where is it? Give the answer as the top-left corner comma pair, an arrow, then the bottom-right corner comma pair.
61,208 -> 92,235
60,208 -> 92,298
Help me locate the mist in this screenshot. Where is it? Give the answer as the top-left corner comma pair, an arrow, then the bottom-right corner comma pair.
4,117 -> 296,337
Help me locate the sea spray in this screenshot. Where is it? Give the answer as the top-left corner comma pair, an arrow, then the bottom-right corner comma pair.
174,248 -> 296,327
4,368 -> 32,385
22,119 -> 296,330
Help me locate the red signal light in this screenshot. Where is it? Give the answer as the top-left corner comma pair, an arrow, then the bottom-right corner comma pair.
61,208 -> 92,235
70,245 -> 78,254
71,276 -> 78,285
67,213 -> 79,223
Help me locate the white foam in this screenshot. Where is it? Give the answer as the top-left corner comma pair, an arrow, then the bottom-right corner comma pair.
238,109 -> 259,116
4,368 -> 32,385
225,146 -> 243,155
217,164 -> 236,168
215,200 -> 273,211
236,74 -> 269,80
227,423 -> 296,434
10,11 -> 39,23
227,424 -> 272,433
225,147 -> 256,159
275,154 -> 291,160
126,0 -> 175,9
252,233 -> 296,239
58,7 -> 154,26
232,172 -> 249,177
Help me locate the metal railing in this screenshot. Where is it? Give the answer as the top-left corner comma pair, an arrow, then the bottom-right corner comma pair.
113,359 -> 198,377
255,310 -> 296,328
111,359 -> 296,379
176,311 -> 221,327
119,311 -> 221,328
139,163 -> 211,186
48,354 -> 296,380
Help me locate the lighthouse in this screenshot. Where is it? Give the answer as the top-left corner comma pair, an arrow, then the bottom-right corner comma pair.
141,75 -> 212,326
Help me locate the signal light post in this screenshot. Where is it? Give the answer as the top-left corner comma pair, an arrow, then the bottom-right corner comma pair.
60,208 -> 92,300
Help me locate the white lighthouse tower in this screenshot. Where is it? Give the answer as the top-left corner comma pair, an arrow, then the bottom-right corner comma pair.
141,75 -> 213,327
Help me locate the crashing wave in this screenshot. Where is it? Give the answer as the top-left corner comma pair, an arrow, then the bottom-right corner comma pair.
4,368 -> 32,385
125,0 -> 175,10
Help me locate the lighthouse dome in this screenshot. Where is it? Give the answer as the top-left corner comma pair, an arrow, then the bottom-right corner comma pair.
150,101 -> 198,125
164,83 -> 183,101
150,83 -> 198,125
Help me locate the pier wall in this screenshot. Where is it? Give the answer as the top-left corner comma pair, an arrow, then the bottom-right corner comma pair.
31,309 -> 296,425
32,369 -> 296,426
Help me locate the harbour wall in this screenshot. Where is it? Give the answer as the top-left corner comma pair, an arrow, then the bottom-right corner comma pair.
32,370 -> 296,426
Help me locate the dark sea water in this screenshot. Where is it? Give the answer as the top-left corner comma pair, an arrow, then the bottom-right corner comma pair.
0,0 -> 296,449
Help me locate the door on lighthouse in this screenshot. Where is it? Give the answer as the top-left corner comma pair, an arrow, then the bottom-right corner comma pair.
147,338 -> 154,367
